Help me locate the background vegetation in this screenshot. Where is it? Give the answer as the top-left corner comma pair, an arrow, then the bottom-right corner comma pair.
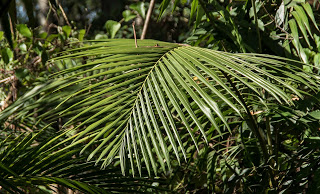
0,0 -> 320,193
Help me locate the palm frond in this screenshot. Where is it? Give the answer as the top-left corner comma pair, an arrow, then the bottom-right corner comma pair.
1,39 -> 318,176
0,128 -> 170,193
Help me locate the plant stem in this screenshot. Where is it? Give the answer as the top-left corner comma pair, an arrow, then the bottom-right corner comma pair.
132,21 -> 138,48
266,116 -> 273,155
220,71 -> 267,157
57,0 -> 71,26
221,70 -> 275,188
141,0 -> 155,40
251,0 -> 262,53
266,116 -> 277,180
274,125 -> 279,169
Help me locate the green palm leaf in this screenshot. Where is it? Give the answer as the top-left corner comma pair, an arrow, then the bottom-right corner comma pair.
1,39 -> 318,176
0,128 -> 170,193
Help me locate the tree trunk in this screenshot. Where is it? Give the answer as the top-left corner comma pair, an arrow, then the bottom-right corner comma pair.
38,0 -> 48,30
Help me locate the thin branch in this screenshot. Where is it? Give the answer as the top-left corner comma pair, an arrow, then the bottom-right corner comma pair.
0,76 -> 15,84
85,23 -> 92,36
58,3 -> 71,26
261,4 -> 290,35
49,3 -> 61,25
132,21 -> 138,48
141,0 -> 155,40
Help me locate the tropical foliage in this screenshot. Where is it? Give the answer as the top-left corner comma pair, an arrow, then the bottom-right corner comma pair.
1,0 -> 320,193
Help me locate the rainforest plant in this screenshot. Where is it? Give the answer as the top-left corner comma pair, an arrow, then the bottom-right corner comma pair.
1,0 -> 320,193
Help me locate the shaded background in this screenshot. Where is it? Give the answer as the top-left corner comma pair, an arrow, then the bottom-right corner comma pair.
2,0 -> 192,42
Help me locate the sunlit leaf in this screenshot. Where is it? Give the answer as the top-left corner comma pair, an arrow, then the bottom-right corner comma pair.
129,2 -> 146,19
105,20 -> 121,39
17,24 -> 32,38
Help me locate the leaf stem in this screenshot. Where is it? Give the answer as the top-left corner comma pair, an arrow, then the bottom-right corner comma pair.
220,70 -> 274,187
266,116 -> 273,155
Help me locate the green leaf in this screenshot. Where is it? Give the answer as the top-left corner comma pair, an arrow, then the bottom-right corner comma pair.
15,68 -> 30,81
39,32 -> 47,39
129,2 -> 146,19
19,43 -> 27,52
1,39 -> 318,178
195,4 -> 205,28
275,1 -> 286,27
17,24 -> 32,38
1,47 -> 13,64
294,5 -> 313,39
159,0 -> 170,19
257,19 -> 265,31
62,25 -> 72,38
95,34 -> 108,40
78,29 -> 86,41
302,3 -> 319,31
105,20 -> 121,39
0,31 -> 4,40
47,34 -> 58,42
291,11 -> 311,47
207,151 -> 217,190
309,110 -> 320,119
249,0 -> 263,18
190,0 -> 198,22
0,129 -> 169,193
314,53 -> 320,68
122,10 -> 136,22
158,0 -> 170,21
314,34 -> 320,53
289,19 -> 308,63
